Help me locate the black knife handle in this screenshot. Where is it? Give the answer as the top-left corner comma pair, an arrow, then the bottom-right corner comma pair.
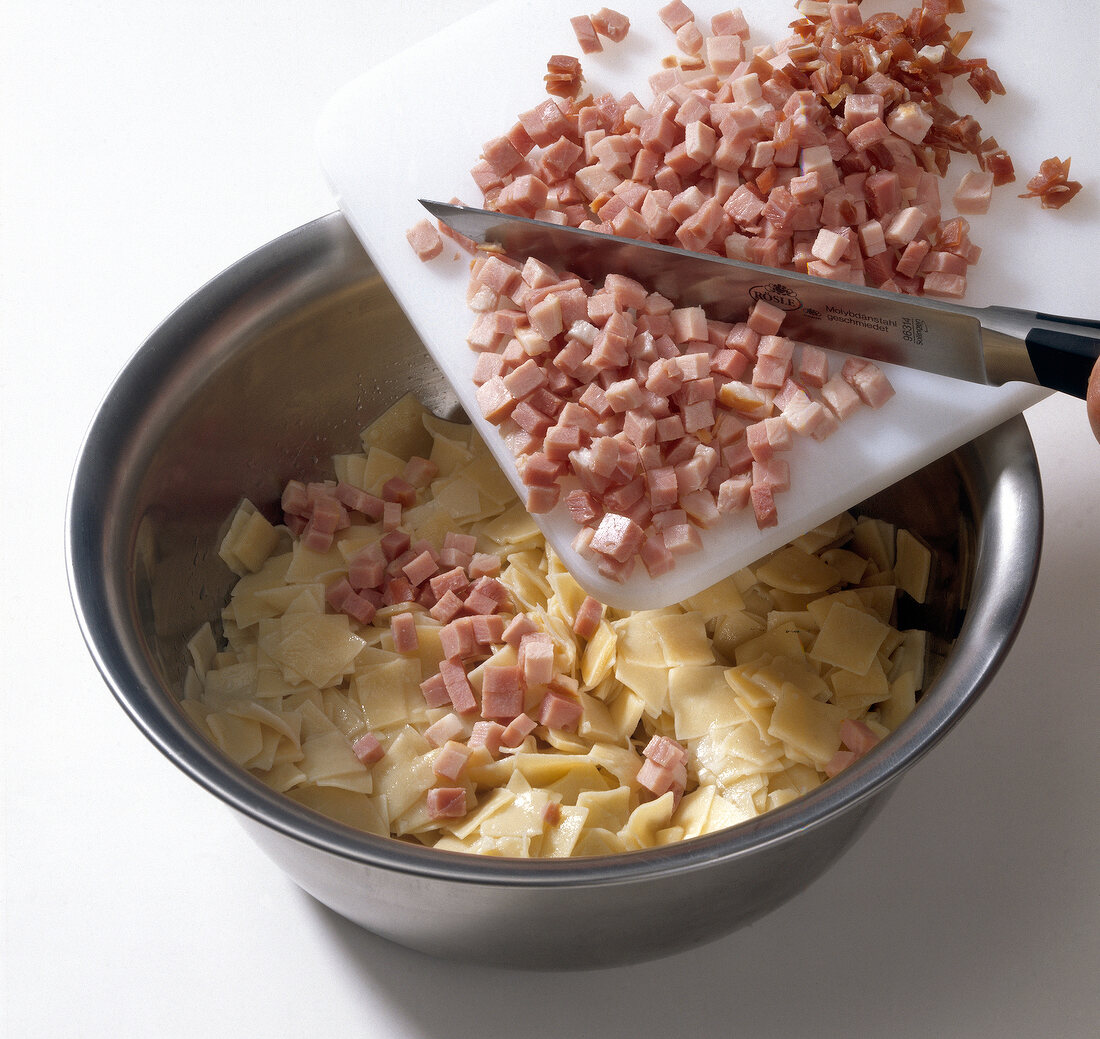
1026,315 -> 1100,399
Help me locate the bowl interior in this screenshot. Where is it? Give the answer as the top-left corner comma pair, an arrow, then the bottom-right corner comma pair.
68,213 -> 1041,880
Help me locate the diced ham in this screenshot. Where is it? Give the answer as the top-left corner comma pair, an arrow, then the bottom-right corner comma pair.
419,672 -> 451,709
886,102 -> 933,145
572,595 -> 605,639
953,170 -> 994,215
592,7 -> 630,43
643,733 -> 686,768
658,1 -> 694,33
519,632 -> 556,687
430,566 -> 470,600
481,664 -> 524,720
821,373 -> 863,420
390,612 -> 419,654
500,712 -> 538,749
470,613 -> 507,646
433,740 -> 472,782
439,659 -> 478,714
382,501 -> 402,532
351,732 -> 385,766
570,14 -> 603,54
746,299 -> 786,336
448,4 -> 1026,583
842,358 -> 896,409
401,549 -> 438,588
468,720 -> 506,757
406,219 -> 443,262
1018,156 -> 1082,210
502,612 -> 538,648
537,690 -> 583,732
426,787 -> 467,820
424,712 -> 466,749
839,718 -> 881,756
750,480 -> 777,529
325,577 -> 377,626
590,512 -> 645,562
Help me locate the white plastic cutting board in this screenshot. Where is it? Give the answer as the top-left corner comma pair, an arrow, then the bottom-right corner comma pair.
317,0 -> 1095,610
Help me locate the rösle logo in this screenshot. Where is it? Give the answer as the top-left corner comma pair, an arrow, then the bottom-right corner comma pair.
749,283 -> 802,312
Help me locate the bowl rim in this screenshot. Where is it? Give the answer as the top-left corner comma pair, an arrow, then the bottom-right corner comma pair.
66,212 -> 1044,887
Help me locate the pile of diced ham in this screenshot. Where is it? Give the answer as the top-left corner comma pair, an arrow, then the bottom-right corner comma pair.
456,0 -> 1027,300
465,249 -> 893,582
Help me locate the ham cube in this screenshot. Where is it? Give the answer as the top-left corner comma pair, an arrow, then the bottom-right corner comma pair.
351,732 -> 385,766
884,206 -> 925,248
424,712 -> 466,749
570,14 -> 603,54
658,0 -> 693,31
840,717 -> 881,756
335,482 -> 384,521
419,672 -> 451,709
886,101 -> 933,145
476,376 -> 516,424
470,613 -> 506,645
500,712 -> 538,749
705,33 -> 745,76
433,741 -> 472,782
796,345 -> 830,388
439,659 -> 477,714
590,512 -> 645,562
750,480 -> 778,529
348,548 -> 385,592
644,734 -> 686,767
663,522 -> 703,555
842,358 -> 895,408
753,457 -> 790,493
717,475 -> 751,513
537,690 -> 583,732
640,533 -> 676,576
922,272 -> 967,299
746,299 -> 786,336
953,170 -> 995,215
811,228 -> 848,266
519,632 -> 556,687
502,612 -> 538,648
390,612 -> 419,654
572,595 -> 605,639
481,664 -> 524,720
680,489 -> 719,528
406,219 -> 443,262
401,549 -> 438,587
468,553 -> 502,579
824,750 -> 858,777
821,373 -> 863,420
430,566 -> 469,599
636,758 -> 677,796
592,7 -> 630,42
430,589 -> 465,625
468,720 -> 506,757
427,787 -> 467,820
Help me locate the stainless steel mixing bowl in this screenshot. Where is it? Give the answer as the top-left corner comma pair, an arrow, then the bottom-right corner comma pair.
67,213 -> 1042,969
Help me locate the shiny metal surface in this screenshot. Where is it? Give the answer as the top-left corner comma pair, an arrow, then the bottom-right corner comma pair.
424,200 -> 1100,391
68,213 -> 1043,969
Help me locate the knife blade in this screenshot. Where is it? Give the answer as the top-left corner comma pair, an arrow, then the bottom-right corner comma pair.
422,200 -> 1099,399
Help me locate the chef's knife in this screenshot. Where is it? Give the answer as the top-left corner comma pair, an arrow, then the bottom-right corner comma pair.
421,200 -> 1099,399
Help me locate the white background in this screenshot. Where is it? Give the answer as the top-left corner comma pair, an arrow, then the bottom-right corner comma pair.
3,2 -> 1098,1037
